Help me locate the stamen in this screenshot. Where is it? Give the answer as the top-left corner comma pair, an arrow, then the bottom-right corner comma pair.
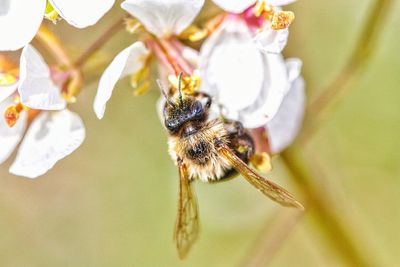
44,2 -> 61,24
167,74 -> 201,95
250,152 -> 272,173
271,11 -> 295,30
131,64 -> 149,88
4,103 -> 23,128
180,14 -> 225,42
0,73 -> 17,85
253,0 -> 273,19
125,18 -> 144,34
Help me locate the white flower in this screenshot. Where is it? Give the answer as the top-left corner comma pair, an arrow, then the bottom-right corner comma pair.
0,0 -> 114,51
253,26 -> 289,54
199,18 -> 292,128
211,0 -> 296,14
0,0 -> 46,51
211,0 -> 296,54
265,58 -> 305,153
95,0 -> 205,119
9,109 -> 85,178
121,0 -> 204,37
0,44 -> 85,178
49,0 -> 115,28
19,45 -> 67,110
93,42 -> 150,119
211,0 -> 257,14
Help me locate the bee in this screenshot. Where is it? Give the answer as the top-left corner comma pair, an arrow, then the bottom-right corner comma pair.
160,74 -> 303,259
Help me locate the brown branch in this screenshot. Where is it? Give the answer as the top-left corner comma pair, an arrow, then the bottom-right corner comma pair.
74,16 -> 125,68
35,25 -> 72,67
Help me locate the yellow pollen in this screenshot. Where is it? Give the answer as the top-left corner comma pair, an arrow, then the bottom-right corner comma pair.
250,152 -> 272,173
44,2 -> 61,24
4,104 -> 23,128
271,11 -> 295,30
0,73 -> 17,86
168,74 -> 201,95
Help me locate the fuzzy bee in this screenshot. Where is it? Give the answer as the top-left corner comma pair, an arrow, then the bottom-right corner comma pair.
160,74 -> 303,259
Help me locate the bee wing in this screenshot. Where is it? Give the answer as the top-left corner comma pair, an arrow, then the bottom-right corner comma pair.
217,144 -> 304,209
174,161 -> 200,259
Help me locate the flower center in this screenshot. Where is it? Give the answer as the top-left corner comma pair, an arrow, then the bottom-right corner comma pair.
243,0 -> 295,31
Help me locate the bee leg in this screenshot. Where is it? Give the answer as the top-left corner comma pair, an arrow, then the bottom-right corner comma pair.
223,120 -> 255,163
210,121 -> 255,183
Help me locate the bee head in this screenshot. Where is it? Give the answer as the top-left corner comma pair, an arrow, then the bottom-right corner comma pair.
163,93 -> 211,133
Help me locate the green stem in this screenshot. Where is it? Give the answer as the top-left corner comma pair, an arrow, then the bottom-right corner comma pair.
280,149 -> 380,267
300,0 -> 392,143
241,0 -> 393,265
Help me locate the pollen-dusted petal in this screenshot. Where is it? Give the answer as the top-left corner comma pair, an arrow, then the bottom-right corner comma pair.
0,97 -> 27,164
211,0 -> 256,13
49,0 -> 114,28
266,76 -> 305,153
0,80 -> 18,103
18,45 -> 66,110
93,41 -> 149,119
254,27 -> 289,54
0,0 -> 46,51
121,0 -> 204,37
199,19 -> 264,111
9,109 -> 85,178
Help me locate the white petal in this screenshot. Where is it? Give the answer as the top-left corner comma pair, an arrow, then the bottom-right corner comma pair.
266,76 -> 305,153
199,19 -> 264,111
286,57 -> 302,82
49,0 -> 114,28
18,45 -> 66,110
121,0 -> 204,37
0,80 -> 18,103
254,28 -> 289,54
212,0 -> 256,13
0,97 -> 27,164
0,0 -> 46,51
93,41 -> 149,119
266,0 -> 297,7
10,109 -> 85,178
240,53 -> 290,128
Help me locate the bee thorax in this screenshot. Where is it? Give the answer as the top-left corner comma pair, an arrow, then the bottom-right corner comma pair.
168,120 -> 232,182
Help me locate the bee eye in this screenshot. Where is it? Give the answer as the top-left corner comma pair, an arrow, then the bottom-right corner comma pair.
192,101 -> 204,117
165,119 -> 178,131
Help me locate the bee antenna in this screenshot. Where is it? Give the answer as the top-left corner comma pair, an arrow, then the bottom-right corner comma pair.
178,72 -> 184,107
157,79 -> 175,107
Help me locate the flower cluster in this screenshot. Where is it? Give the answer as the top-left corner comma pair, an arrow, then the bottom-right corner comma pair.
0,0 -> 305,178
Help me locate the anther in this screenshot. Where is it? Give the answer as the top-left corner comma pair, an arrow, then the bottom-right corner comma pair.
271,11 -> 295,30
4,103 -> 23,127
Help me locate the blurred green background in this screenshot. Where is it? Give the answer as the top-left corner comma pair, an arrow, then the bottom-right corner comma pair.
1,0 -> 399,266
